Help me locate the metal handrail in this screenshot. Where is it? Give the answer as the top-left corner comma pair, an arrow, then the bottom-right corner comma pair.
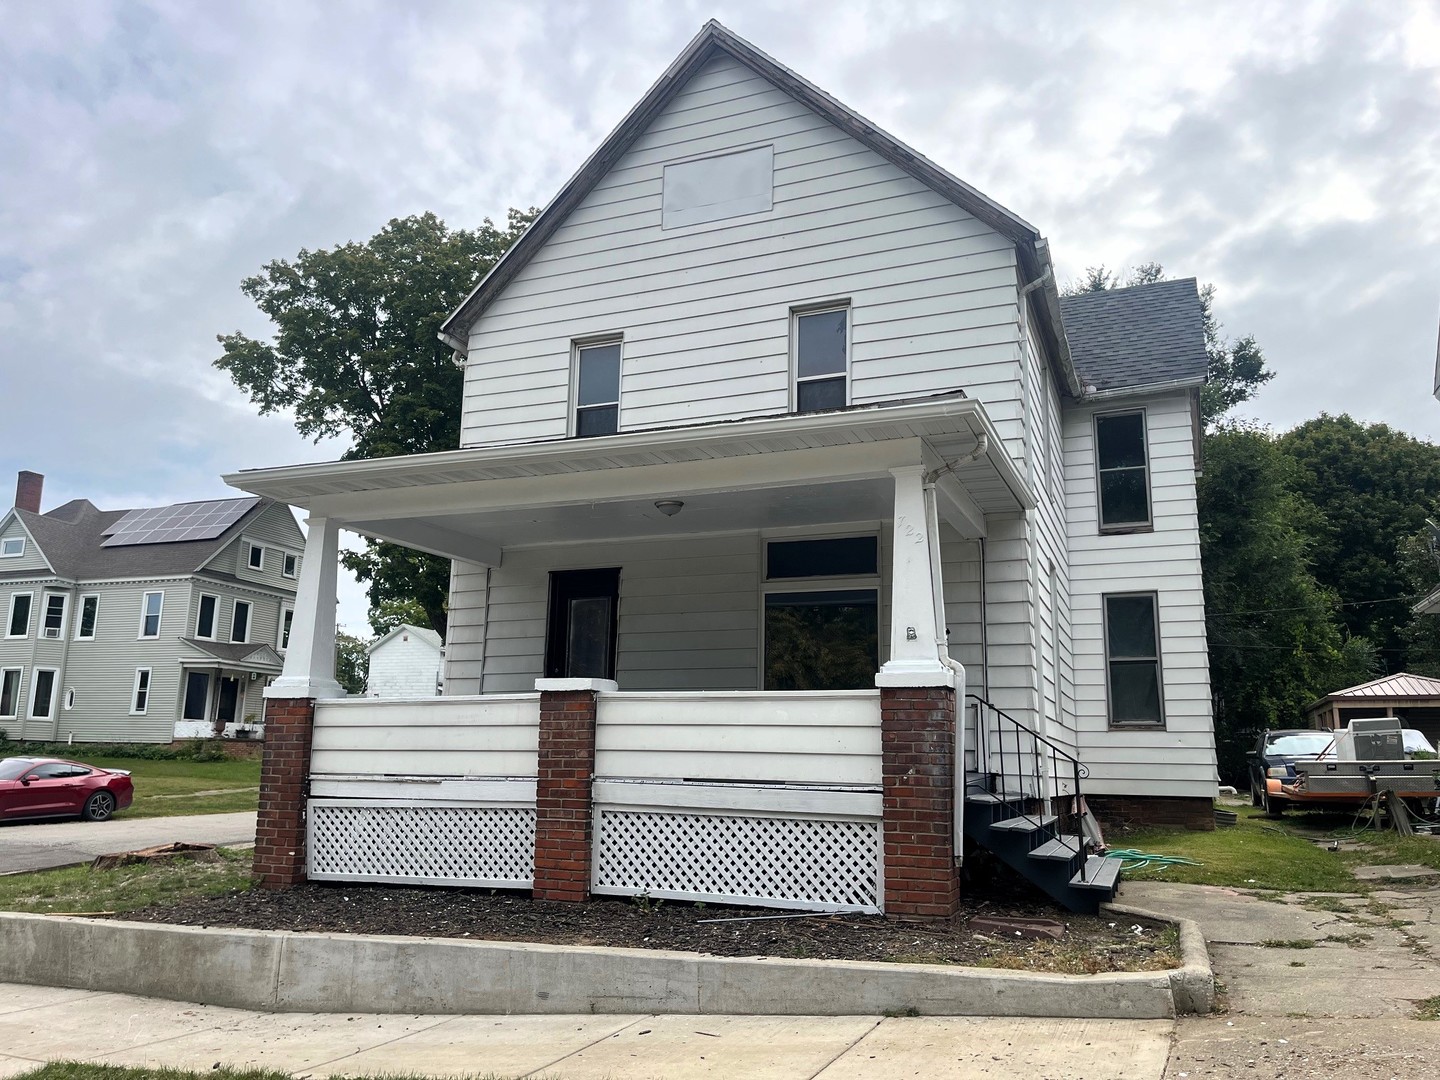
967,692 -> 1091,881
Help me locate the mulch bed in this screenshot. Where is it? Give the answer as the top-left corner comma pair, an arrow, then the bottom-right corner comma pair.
131,882 -> 1177,974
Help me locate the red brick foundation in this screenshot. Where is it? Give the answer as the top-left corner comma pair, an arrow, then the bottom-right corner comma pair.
534,689 -> 598,902
880,685 -> 960,919
253,696 -> 315,889
1086,794 -> 1215,833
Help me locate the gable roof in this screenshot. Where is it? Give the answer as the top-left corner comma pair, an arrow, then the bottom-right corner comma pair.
1058,278 -> 1210,395
1,496 -> 272,582
180,638 -> 284,671
437,20 -> 1079,396
368,623 -> 443,654
1318,672 -> 1440,701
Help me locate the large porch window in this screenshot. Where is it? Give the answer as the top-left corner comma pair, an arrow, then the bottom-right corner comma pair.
763,535 -> 879,691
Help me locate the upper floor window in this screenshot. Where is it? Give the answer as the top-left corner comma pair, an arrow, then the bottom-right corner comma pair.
1104,593 -> 1163,726
139,591 -> 164,638
6,593 -> 32,639
0,537 -> 23,557
41,593 -> 66,640
248,543 -> 265,570
282,553 -> 298,579
195,594 -> 218,640
76,595 -> 99,640
574,340 -> 621,437
793,305 -> 848,414
1095,410 -> 1151,531
231,599 -> 251,644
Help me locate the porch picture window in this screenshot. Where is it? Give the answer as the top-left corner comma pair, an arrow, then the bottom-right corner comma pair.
131,668 -> 151,715
793,306 -> 848,414
0,668 -> 20,719
1095,410 -> 1151,530
231,600 -> 251,644
76,595 -> 99,640
574,340 -> 621,437
6,593 -> 32,638
41,593 -> 66,639
29,668 -> 56,720
196,594 -> 218,639
1104,592 -> 1164,725
0,537 -> 22,557
182,671 -> 211,722
139,591 -> 164,638
764,589 -> 878,691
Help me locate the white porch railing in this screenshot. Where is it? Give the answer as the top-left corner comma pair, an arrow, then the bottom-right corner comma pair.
306,694 -> 539,888
592,691 -> 884,913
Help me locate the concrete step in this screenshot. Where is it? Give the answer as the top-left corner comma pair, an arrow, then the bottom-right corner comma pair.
1069,855 -> 1123,892
989,813 -> 1057,834
1029,835 -> 1085,861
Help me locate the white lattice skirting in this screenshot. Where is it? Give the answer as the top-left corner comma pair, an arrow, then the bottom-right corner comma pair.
307,800 -> 535,888
593,807 -> 882,913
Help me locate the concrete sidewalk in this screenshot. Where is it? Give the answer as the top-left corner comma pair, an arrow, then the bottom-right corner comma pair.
0,983 -> 1173,1079
0,812 -> 256,874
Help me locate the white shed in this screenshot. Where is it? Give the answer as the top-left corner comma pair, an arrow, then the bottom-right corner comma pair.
365,624 -> 443,698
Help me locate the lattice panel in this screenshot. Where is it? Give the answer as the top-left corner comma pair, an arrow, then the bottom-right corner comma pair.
594,809 -> 881,912
308,802 -> 535,887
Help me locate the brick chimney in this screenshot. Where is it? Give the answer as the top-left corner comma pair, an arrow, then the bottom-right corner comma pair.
14,471 -> 43,514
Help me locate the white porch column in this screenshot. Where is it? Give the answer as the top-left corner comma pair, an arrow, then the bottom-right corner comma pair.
266,514 -> 345,700
877,466 -> 955,689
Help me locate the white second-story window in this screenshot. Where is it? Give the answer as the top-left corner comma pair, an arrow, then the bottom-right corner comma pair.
196,594 -> 218,640
282,553 -> 298,578
0,537 -> 23,557
76,595 -> 99,640
139,591 -> 164,638
248,543 -> 265,570
1095,410 -> 1152,531
574,340 -> 621,437
7,593 -> 32,638
41,593 -> 66,639
231,599 -> 251,643
794,305 -> 849,414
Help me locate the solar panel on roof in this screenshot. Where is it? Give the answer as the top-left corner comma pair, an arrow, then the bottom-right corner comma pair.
101,498 -> 259,547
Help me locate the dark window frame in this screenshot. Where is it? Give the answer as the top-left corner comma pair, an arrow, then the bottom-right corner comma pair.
1102,591 -> 1165,727
1094,408 -> 1153,533
544,568 -> 621,680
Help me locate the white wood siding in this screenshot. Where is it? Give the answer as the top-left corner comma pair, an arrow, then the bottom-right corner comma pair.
310,695 -> 539,777
0,517 -> 51,574
367,632 -> 443,697
1065,392 -> 1216,798
460,54 -> 1023,456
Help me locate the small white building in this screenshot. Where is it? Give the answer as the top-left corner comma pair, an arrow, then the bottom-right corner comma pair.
366,624 -> 443,698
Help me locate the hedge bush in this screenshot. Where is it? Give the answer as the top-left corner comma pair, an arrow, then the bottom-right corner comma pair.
0,737 -> 229,762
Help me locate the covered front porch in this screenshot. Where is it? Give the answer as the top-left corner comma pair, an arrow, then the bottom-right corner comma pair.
227,398 -> 1044,916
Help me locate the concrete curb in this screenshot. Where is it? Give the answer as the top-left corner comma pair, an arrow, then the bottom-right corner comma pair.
0,910 -> 1201,1019
1102,901 -> 1215,1015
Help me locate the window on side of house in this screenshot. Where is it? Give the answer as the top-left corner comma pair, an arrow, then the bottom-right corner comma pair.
282,553 -> 298,579
761,534 -> 879,692
6,593 -> 32,638
131,668 -> 152,715
231,599 -> 251,644
195,594 -> 218,640
247,543 -> 264,570
75,595 -> 99,640
0,668 -> 21,719
139,591 -> 164,638
41,593 -> 66,640
0,537 -> 23,557
1095,410 -> 1151,530
1104,592 -> 1164,725
793,305 -> 848,414
574,340 -> 621,437
29,668 -> 57,720
278,606 -> 294,652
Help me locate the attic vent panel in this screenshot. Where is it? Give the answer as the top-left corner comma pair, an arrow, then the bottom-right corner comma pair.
662,145 -> 774,229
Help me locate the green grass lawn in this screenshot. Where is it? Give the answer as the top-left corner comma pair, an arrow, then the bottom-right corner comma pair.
0,848 -> 252,914
87,756 -> 260,819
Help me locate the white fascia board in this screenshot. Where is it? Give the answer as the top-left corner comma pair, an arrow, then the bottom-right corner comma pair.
1080,377 -> 1206,403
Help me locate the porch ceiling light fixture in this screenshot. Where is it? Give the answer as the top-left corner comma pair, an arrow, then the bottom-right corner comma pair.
654,499 -> 685,517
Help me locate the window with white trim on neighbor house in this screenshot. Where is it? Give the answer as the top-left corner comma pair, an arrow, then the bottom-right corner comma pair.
794,305 -> 848,414
1104,592 -> 1163,725
574,340 -> 621,437
1095,410 -> 1151,530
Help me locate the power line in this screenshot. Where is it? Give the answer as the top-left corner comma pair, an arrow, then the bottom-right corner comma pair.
1211,595 -> 1415,618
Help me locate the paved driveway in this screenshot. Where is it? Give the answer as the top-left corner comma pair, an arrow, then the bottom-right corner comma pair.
0,812 -> 256,874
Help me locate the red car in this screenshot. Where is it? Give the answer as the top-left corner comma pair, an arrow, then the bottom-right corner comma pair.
0,757 -> 134,822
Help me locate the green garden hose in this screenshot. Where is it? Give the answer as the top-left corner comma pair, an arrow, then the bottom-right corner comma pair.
1106,848 -> 1203,872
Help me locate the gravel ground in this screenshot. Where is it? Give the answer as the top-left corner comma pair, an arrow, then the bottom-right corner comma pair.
130,881 -> 1177,973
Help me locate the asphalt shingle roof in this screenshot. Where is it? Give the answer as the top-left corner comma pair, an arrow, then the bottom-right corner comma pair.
1059,278 -> 1209,394
2,497 -> 267,582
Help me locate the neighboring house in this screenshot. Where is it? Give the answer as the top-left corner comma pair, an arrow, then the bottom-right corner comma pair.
366,624 -> 444,698
0,471 -> 302,743
1306,672 -> 1440,753
230,23 -> 1217,917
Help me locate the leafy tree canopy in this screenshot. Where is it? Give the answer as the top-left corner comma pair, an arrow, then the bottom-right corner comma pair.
369,596 -> 433,637
216,210 -> 537,635
335,631 -> 372,696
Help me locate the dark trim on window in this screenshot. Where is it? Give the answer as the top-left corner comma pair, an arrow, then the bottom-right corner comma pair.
1094,408 -> 1153,534
1102,591 -> 1165,727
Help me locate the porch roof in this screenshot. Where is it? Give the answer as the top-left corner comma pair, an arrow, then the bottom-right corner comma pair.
224,396 -> 1028,564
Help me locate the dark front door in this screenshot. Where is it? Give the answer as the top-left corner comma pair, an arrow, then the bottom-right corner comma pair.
216,677 -> 241,726
545,568 -> 620,680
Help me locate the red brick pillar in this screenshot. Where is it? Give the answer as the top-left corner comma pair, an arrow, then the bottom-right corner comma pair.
880,685 -> 960,919
533,687 -> 600,902
252,696 -> 315,889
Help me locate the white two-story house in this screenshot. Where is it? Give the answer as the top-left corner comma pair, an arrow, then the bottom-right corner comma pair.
230,22 -> 1216,917
0,472 -> 302,743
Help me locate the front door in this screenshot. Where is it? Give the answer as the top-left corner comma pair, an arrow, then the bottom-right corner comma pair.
544,568 -> 620,680
216,677 -> 241,726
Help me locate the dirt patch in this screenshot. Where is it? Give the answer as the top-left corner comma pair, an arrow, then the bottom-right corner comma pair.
130,883 -> 1178,974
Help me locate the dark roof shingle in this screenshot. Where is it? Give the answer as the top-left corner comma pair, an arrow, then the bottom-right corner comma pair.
1059,278 -> 1209,394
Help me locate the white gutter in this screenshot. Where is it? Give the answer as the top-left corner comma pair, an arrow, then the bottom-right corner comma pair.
1081,376 -> 1206,402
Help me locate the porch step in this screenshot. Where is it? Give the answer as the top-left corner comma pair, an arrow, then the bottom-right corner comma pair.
1029,835 -> 1085,861
966,791 -> 1027,806
1069,855 -> 1123,892
988,813 -> 1058,834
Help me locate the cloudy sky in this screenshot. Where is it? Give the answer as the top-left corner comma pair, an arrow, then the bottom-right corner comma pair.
3,0 -> 1438,631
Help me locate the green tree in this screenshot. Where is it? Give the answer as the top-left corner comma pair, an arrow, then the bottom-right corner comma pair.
216,210 -> 537,635
369,596 -> 433,636
1277,415 -> 1440,670
335,630 -> 372,695
1398,532 -> 1440,676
